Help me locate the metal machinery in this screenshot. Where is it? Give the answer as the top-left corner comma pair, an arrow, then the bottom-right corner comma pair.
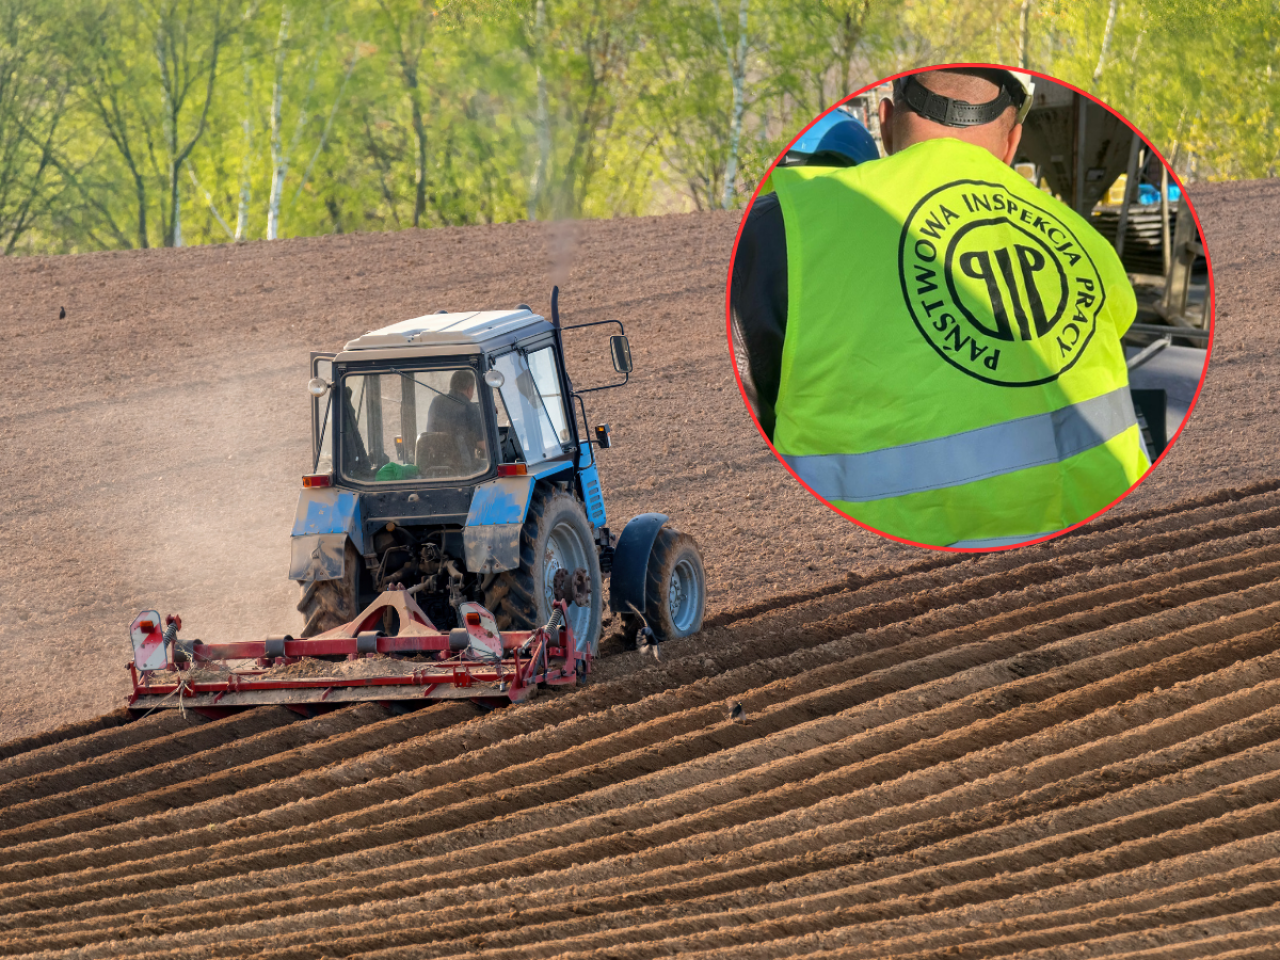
128,288 -> 706,714
1012,77 -> 1211,460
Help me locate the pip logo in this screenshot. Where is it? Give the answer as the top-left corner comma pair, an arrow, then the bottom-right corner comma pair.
900,179 -> 1105,387
957,243 -> 1058,341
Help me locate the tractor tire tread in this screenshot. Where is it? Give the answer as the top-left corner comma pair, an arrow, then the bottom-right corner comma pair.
644,528 -> 705,643
483,484 -> 601,653
296,542 -> 360,637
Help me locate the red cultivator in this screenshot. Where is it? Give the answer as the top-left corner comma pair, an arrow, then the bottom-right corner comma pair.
127,587 -> 589,717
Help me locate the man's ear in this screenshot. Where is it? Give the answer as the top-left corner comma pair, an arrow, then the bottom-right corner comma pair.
878,97 -> 895,154
1001,122 -> 1024,166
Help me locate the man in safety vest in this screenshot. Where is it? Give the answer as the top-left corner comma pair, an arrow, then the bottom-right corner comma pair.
732,67 -> 1150,549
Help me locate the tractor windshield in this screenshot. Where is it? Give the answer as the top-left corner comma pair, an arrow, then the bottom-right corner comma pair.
338,367 -> 491,483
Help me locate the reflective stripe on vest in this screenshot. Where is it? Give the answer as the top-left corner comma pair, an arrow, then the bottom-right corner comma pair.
948,529 -> 1064,548
780,385 -> 1137,503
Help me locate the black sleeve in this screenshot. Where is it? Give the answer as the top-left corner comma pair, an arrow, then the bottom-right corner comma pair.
729,193 -> 788,441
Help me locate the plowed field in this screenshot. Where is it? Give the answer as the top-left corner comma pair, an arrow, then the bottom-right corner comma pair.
0,178 -> 1268,741
5,176 -> 1279,957
2,480 -> 1280,958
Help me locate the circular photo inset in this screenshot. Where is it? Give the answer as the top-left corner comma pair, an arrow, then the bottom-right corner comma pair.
728,63 -> 1212,551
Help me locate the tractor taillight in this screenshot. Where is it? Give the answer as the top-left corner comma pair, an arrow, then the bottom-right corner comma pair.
465,612 -> 482,626
303,474 -> 332,488
138,620 -> 157,632
497,463 -> 527,477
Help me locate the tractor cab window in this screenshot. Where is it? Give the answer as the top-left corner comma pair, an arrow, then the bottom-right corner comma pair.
339,367 -> 491,483
491,348 -> 569,465
527,347 -> 570,444
315,402 -> 334,474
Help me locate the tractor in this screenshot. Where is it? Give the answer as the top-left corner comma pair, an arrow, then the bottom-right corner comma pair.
293,286 -> 705,653
126,289 -> 705,713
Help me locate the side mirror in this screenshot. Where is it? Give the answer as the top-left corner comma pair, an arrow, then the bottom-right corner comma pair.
610,335 -> 633,374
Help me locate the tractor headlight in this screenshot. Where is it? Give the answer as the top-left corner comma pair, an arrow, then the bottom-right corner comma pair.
484,368 -> 505,388
307,377 -> 331,397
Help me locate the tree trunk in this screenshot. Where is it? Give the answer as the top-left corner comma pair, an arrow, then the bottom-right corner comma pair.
713,0 -> 750,211
720,0 -> 748,210
135,174 -> 148,249
528,0 -> 549,221
842,1 -> 872,98
1018,0 -> 1031,69
157,32 -> 178,247
166,152 -> 182,248
411,91 -> 427,227
236,53 -> 252,240
170,167 -> 182,247
268,6 -> 290,240
1092,0 -> 1118,89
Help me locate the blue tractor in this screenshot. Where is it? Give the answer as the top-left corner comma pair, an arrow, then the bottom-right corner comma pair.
291,288 -> 706,657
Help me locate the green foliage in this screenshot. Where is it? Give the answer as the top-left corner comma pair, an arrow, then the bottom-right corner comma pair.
6,0 -> 1274,254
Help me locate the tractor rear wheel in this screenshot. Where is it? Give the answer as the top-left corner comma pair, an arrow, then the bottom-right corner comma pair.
483,485 -> 603,656
643,528 -> 705,642
297,541 -> 361,637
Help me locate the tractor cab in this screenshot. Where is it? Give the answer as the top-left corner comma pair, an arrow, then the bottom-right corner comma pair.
311,309 -> 576,488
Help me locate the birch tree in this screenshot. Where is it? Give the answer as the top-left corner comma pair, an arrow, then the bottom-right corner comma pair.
711,0 -> 749,209
140,0 -> 247,246
374,0 -> 437,227
235,42 -> 254,240
267,5 -> 293,239
544,0 -> 643,218
1092,0 -> 1119,88
1018,0 -> 1031,68
517,0 -> 551,220
636,0 -> 766,210
264,5 -> 361,238
70,1 -> 158,247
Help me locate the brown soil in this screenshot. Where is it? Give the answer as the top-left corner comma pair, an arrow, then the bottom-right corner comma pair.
0,178 -> 1259,741
0,485 -> 1278,957
0,179 -> 1276,958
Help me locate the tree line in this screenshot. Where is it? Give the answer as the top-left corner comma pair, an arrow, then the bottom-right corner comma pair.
0,0 -> 1271,255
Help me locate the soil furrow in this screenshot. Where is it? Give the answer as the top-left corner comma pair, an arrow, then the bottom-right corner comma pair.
23,651 -> 1280,952
97,869 -> 1280,960
0,710 -> 290,823
38,760 -> 1280,960
7,527 -> 1277,886
0,706 -> 375,830
0,701 -> 480,861
8,587 -> 1277,934
5,484 -> 1280,959
690,501 -> 1280,668
10,541 -> 1277,898
0,713 -> 188,788
705,481 -> 1280,635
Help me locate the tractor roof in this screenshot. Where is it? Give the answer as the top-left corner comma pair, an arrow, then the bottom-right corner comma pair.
341,309 -> 552,357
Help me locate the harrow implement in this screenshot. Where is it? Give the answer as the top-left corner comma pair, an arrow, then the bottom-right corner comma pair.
127,587 -> 588,717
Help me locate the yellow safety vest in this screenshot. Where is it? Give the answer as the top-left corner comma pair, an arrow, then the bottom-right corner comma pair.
769,138 -> 1150,547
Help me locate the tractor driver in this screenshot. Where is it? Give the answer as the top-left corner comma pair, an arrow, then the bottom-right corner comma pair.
425,369 -> 487,473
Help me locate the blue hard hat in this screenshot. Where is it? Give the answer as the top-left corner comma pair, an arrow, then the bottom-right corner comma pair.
788,111 -> 880,167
